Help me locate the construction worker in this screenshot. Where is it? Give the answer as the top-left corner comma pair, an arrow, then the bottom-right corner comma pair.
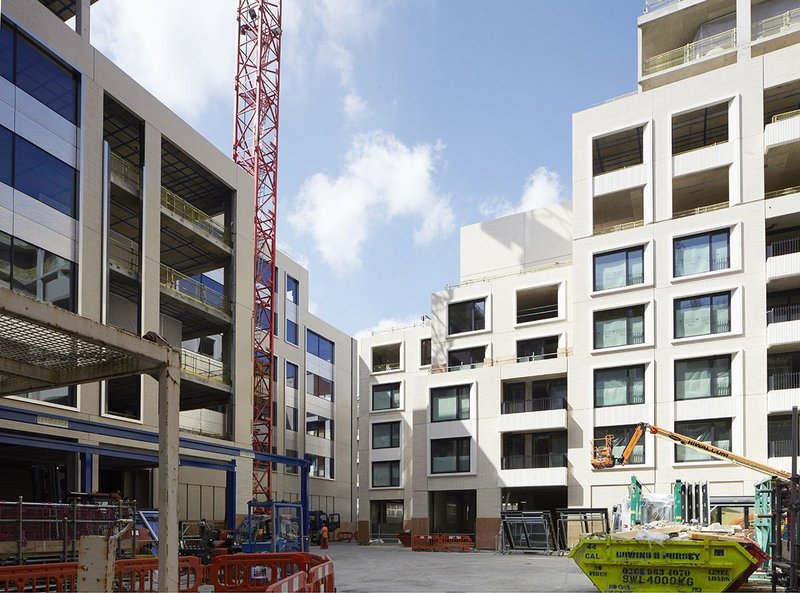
320,521 -> 329,549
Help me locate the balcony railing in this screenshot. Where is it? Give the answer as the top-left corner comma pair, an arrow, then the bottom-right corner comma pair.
161,187 -> 229,244
594,220 -> 644,236
501,452 -> 567,470
110,152 -> 141,191
643,28 -> 736,76
753,7 -> 800,41
372,361 -> 400,372
767,237 -> 800,258
768,439 -> 797,458
446,362 -> 484,372
772,108 -> 800,124
108,234 -> 139,276
517,304 -> 558,324
516,350 -> 559,363
643,0 -> 682,13
160,264 -> 230,314
181,349 -> 228,383
673,201 -> 728,219
768,372 -> 800,391
766,185 -> 800,199
501,396 -> 567,415
767,305 -> 800,325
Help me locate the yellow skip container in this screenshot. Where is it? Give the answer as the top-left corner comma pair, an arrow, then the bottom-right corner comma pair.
569,537 -> 768,592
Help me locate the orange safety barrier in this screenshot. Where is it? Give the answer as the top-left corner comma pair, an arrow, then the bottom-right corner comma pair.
114,556 -> 204,592
265,570 -> 307,592
0,561 -> 77,593
306,558 -> 335,592
208,552 -> 312,592
434,535 -> 474,552
411,535 -> 437,551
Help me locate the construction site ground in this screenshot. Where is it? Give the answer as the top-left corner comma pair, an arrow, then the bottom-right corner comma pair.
321,542 -> 595,592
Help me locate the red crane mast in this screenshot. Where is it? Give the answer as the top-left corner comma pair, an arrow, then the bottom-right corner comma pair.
233,0 -> 282,501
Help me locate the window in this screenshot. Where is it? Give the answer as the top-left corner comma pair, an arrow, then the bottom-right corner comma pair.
23,386 -> 76,407
594,246 -> 644,291
674,418 -> 731,462
594,305 -> 644,349
517,335 -> 559,362
272,355 -> 278,384
286,275 -> 299,303
306,372 -> 333,401
15,136 -> 77,218
286,320 -> 298,345
0,22 -> 12,83
308,454 -> 334,479
307,413 -> 334,440
675,355 -> 731,400
502,431 -> 567,469
105,376 -> 141,420
285,361 -> 298,389
6,234 -> 75,310
674,230 -> 730,277
0,125 -> 11,186
14,30 -> 79,124
420,338 -> 431,366
431,385 -> 470,422
431,437 -> 470,474
448,298 -> 485,334
285,449 -> 298,474
372,383 -> 400,411
285,406 -> 298,431
674,292 -> 730,338
307,330 -> 334,363
595,365 -> 644,407
501,379 -> 567,414
594,425 -> 644,465
372,421 -> 400,449
447,346 -> 485,369
768,416 -> 798,458
372,461 -> 400,487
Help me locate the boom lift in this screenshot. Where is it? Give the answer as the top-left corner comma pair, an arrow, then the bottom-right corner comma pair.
591,422 -> 792,481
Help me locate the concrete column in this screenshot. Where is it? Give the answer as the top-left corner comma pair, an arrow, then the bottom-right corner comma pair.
75,0 -> 90,40
157,351 -> 180,593
141,123 -> 161,335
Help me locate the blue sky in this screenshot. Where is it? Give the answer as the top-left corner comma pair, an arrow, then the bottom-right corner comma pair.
92,0 -> 643,337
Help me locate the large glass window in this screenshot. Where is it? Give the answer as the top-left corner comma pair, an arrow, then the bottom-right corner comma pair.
10,236 -> 74,310
306,372 -> 333,401
372,461 -> 400,487
308,454 -> 334,479
372,383 -> 400,411
105,376 -> 141,420
0,125 -> 12,186
448,298 -> 485,335
517,335 -> 559,362
14,136 -> 76,217
23,386 -> 76,407
286,275 -> 299,303
286,319 -> 298,345
285,406 -> 298,431
595,365 -> 645,407
0,232 -> 10,289
285,361 -> 298,389
431,437 -> 470,474
372,421 -> 400,449
594,305 -> 645,349
594,246 -> 644,291
15,31 -> 79,124
285,449 -> 298,474
675,355 -> 731,400
307,330 -> 334,363
447,346 -> 485,369
594,425 -> 644,465
674,292 -> 730,338
674,230 -> 730,277
431,385 -> 470,422
306,413 -> 334,440
420,338 -> 431,366
674,418 -> 731,462
0,22 -> 13,83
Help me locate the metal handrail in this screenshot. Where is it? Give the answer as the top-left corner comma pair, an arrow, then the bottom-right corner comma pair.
766,185 -> 800,199
768,371 -> 800,391
642,28 -> 736,76
501,452 -> 567,470
181,349 -> 228,383
769,439 -> 796,458
160,264 -> 230,314
767,304 -> 800,325
501,395 -> 567,415
772,108 -> 800,124
643,0 -> 682,13
108,234 -> 139,276
673,201 -> 728,219
517,304 -> 559,323
766,237 -> 800,258
110,152 -> 141,190
752,7 -> 800,41
516,350 -> 560,363
594,220 -> 645,236
446,362 -> 484,372
372,361 -> 400,372
161,186 -> 229,244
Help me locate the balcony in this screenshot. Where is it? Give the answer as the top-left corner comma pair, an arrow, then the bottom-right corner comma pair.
181,349 -> 229,385
769,372 -> 800,414
160,265 -> 229,314
752,5 -> 800,56
161,187 -> 230,247
110,152 -> 141,194
501,452 -> 566,470
498,397 -> 568,433
673,201 -> 728,219
372,343 -> 401,374
108,232 -> 139,278
767,305 -> 800,347
593,187 -> 644,236
642,28 -> 736,76
498,454 -> 568,487
643,0 -> 682,13
501,396 -> 566,415
765,109 -> 800,150
767,237 -> 800,285
766,185 -> 800,200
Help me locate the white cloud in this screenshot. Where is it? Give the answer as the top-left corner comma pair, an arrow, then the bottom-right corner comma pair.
91,0 -> 236,122
479,166 -> 568,219
354,315 -> 424,339
288,131 -> 454,274
342,93 -> 370,120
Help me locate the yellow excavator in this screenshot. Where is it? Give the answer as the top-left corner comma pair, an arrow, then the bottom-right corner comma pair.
591,422 -> 792,481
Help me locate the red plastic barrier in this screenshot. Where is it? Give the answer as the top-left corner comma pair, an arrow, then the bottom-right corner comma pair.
306,559 -> 335,593
0,561 -> 77,593
113,556 -> 204,592
265,570 -> 307,592
434,535 -> 474,552
208,552 -> 311,592
411,535 -> 437,551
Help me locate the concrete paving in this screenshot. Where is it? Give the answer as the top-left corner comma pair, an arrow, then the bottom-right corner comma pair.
321,542 -> 597,592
